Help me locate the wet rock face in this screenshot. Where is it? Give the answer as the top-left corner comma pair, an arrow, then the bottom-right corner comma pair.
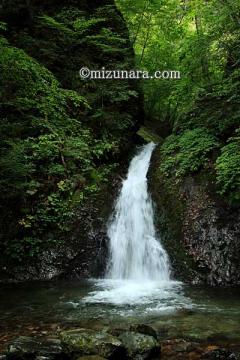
182,178 -> 240,286
149,148 -> 240,286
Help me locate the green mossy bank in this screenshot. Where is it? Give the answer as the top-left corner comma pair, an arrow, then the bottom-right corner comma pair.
0,0 -> 142,281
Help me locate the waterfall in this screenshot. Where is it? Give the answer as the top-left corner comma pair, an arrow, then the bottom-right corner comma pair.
106,142 -> 170,281
83,143 -> 181,306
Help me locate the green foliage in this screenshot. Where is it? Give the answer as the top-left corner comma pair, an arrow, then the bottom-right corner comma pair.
216,132 -> 240,204
117,0 -> 240,129
86,28 -> 128,53
0,39 -> 117,262
117,0 -> 240,204
40,15 -> 74,36
0,21 -> 6,31
73,17 -> 106,34
0,0 -> 139,264
41,14 -> 106,38
160,129 -> 219,178
174,68 -> 240,137
5,237 -> 44,261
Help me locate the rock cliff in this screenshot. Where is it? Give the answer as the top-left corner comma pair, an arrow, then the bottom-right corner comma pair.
149,146 -> 240,286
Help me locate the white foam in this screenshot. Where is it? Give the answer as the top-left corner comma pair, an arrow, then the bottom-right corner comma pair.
83,279 -> 191,313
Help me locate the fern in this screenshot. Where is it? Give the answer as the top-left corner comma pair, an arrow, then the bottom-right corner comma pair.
40,15 -> 74,36
72,17 -> 106,34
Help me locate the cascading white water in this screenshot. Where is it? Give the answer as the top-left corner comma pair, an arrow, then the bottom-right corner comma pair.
83,143 -> 185,307
106,142 -> 170,281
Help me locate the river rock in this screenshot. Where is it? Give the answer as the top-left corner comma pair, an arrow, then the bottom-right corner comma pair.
60,328 -> 126,359
201,348 -> 237,359
118,331 -> 160,359
7,336 -> 63,359
129,324 -> 158,340
161,339 -> 195,359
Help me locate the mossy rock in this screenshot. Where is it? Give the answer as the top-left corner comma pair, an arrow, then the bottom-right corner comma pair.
137,126 -> 163,144
60,328 -> 126,359
7,336 -> 63,359
129,324 -> 158,340
118,331 -> 160,359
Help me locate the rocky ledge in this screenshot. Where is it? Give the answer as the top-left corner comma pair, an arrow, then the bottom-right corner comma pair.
0,325 -> 239,360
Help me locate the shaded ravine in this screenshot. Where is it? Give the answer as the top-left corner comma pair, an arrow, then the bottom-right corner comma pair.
0,145 -> 240,358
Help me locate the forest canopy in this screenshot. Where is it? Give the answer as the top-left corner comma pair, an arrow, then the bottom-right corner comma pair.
117,0 -> 240,203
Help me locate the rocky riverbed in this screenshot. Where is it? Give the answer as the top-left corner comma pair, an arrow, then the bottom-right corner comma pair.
1,323 -> 239,360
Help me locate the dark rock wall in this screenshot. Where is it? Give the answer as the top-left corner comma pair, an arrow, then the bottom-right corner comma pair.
149,146 -> 240,286
1,172 -> 124,282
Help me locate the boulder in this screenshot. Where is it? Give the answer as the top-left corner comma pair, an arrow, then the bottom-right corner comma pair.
118,331 -> 160,359
129,324 -> 158,340
202,348 -> 237,359
60,328 -> 126,359
7,336 -> 63,360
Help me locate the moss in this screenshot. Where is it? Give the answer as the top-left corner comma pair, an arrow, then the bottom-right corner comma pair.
137,126 -> 163,144
60,328 -> 123,358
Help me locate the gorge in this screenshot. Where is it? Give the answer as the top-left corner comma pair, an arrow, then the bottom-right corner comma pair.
0,0 -> 240,358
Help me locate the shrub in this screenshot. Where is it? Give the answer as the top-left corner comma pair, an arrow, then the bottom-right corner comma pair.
160,128 -> 219,178
216,132 -> 240,203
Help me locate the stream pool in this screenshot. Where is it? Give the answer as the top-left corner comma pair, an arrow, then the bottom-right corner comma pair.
0,279 -> 240,347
